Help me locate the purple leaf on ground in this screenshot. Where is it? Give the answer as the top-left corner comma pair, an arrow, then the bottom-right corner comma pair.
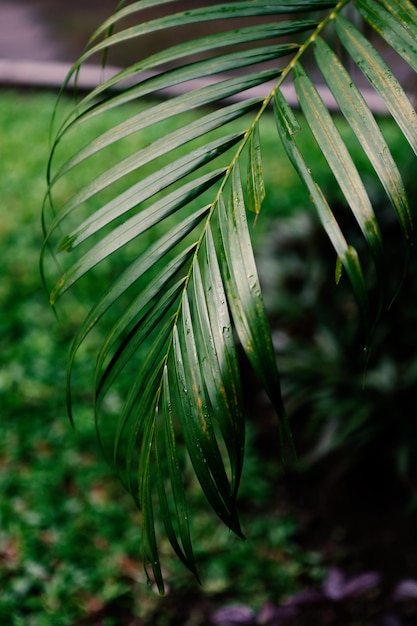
343,571 -> 381,597
392,579 -> 417,600
286,589 -> 324,605
211,605 -> 256,626
323,567 -> 345,600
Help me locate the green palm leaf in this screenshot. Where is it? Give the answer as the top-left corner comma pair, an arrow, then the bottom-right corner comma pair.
42,0 -> 417,589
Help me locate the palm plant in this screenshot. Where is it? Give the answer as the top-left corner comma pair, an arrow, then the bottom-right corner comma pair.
42,0 -> 417,592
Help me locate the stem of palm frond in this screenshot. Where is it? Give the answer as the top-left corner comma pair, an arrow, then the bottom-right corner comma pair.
209,0 -> 352,211
155,0 -> 353,409
195,0 -> 353,252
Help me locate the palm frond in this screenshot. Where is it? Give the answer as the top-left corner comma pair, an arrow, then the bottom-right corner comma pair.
42,0 -> 417,589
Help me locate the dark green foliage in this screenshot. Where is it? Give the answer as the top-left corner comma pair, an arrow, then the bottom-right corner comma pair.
1,92 -> 322,624
41,1 -> 417,586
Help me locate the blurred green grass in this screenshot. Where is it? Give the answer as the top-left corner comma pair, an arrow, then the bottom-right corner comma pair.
0,89 -> 413,625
